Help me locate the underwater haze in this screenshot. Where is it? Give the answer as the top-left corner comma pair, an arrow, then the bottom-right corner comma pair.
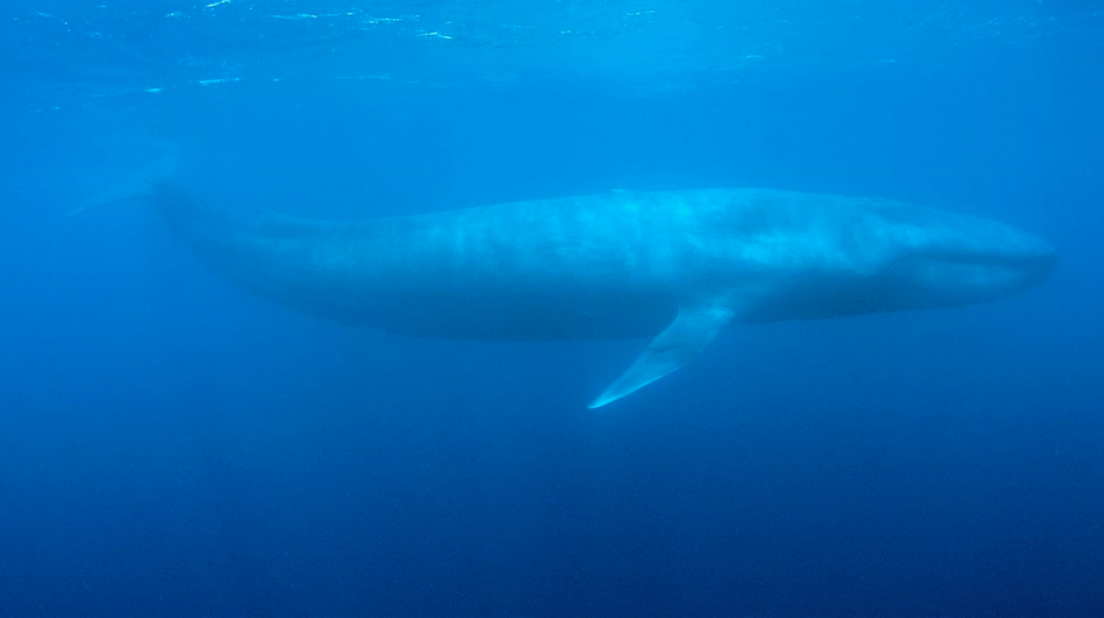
1,1 -> 1102,616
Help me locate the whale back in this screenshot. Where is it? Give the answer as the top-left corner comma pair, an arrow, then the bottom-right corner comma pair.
153,186 -> 715,339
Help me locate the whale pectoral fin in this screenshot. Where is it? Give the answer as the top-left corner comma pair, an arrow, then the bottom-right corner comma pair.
588,304 -> 734,409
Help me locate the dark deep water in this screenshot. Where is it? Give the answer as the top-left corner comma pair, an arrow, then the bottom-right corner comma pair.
1,1 -> 1102,616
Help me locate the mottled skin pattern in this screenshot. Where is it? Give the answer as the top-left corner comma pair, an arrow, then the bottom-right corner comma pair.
155,186 -> 1054,406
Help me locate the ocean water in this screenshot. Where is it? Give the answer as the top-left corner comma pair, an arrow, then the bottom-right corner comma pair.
1,1 -> 1102,616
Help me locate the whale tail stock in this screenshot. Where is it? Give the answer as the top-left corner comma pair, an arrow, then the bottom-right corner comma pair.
56,154 -> 178,222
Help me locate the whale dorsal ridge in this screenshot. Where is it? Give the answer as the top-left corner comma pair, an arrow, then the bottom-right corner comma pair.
588,303 -> 734,409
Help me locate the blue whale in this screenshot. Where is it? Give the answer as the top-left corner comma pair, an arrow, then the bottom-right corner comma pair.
154,186 -> 1054,407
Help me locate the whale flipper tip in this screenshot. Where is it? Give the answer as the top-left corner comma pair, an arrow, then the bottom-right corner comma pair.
589,303 -> 734,409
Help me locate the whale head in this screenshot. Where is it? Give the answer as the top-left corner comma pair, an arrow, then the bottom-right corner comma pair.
860,202 -> 1055,311
736,194 -> 1055,322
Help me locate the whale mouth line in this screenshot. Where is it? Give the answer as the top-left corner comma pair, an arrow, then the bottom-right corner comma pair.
888,239 -> 1057,276
881,249 -> 1057,295
913,253 -> 1054,272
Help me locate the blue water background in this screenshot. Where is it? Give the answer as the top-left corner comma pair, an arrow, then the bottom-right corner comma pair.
1,1 -> 1102,616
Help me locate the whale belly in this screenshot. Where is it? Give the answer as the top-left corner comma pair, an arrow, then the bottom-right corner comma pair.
355,287 -> 677,341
